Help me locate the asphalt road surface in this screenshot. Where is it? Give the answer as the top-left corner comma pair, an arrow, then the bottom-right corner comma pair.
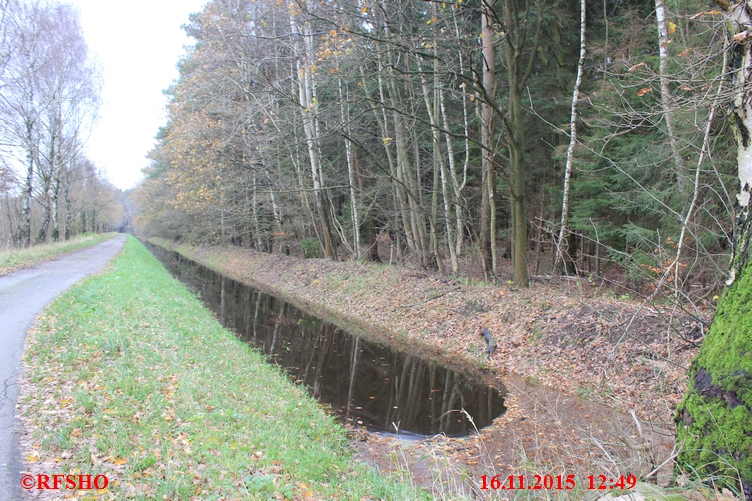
0,234 -> 126,500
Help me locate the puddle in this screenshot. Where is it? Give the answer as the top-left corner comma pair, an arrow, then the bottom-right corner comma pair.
145,243 -> 506,436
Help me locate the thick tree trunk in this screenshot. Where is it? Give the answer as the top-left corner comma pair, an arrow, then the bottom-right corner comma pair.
64,168 -> 72,240
506,52 -> 527,287
500,0 -> 541,287
509,128 -> 527,285
17,120 -> 35,248
675,2 -> 752,498
51,172 -> 60,241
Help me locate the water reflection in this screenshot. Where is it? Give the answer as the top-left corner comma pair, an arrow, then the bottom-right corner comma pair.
146,243 -> 506,436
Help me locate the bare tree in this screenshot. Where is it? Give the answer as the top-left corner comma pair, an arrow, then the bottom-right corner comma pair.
554,0 -> 587,275
0,1 -> 99,246
289,0 -> 336,259
35,3 -> 99,242
479,0 -> 497,281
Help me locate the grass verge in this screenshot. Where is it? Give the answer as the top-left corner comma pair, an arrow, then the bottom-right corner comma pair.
0,232 -> 117,276
19,236 -> 429,500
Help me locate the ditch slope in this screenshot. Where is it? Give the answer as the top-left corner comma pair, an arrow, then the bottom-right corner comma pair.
148,239 -> 703,490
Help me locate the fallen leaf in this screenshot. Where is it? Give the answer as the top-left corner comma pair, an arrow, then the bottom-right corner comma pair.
628,62 -> 646,72
690,10 -> 721,19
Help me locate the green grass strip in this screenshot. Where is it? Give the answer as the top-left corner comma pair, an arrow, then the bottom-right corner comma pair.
0,232 -> 116,276
22,236 -> 428,500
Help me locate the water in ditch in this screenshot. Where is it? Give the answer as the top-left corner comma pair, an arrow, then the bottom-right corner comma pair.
145,243 -> 506,437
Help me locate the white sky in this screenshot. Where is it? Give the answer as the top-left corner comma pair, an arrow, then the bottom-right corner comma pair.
66,0 -> 208,190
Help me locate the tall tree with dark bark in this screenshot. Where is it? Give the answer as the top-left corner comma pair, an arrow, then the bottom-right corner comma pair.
476,0 -> 543,286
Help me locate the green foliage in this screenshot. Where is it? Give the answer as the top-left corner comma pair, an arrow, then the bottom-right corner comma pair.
129,0 -> 735,293
300,237 -> 322,258
562,1 -> 735,287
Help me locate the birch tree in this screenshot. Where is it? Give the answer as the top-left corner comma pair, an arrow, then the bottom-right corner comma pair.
554,0 -> 586,276
0,1 -> 50,247
289,0 -> 337,259
675,1 -> 752,496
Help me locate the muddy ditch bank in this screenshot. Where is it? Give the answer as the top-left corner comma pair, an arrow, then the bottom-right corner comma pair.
144,238 -> 692,494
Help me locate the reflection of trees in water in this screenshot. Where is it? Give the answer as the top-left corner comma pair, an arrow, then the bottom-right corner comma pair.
148,244 -> 505,436
346,336 -> 360,420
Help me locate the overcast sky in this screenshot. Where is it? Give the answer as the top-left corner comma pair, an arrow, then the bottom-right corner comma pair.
66,0 -> 208,190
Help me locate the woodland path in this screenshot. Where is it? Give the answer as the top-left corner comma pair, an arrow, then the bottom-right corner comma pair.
0,234 -> 125,500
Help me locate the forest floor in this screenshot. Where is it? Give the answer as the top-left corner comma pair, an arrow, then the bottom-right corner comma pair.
149,238 -> 720,499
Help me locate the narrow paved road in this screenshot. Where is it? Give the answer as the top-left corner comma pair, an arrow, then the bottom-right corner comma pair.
0,234 -> 126,500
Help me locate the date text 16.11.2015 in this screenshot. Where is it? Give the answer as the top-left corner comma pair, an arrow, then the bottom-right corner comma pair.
480,474 -> 638,491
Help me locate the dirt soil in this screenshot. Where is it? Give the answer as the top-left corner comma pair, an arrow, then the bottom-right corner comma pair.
152,239 -> 707,498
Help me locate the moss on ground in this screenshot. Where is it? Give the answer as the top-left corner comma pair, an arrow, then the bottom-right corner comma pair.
676,262 -> 752,498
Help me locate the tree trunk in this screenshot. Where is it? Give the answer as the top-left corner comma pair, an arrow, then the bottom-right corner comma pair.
555,0 -> 586,276
36,176 -> 51,243
655,0 -> 686,184
64,167 -> 72,240
449,10 -> 470,259
675,2 -> 752,498
290,3 -> 336,259
51,171 -> 60,241
499,0 -> 541,287
17,120 -> 35,248
338,74 -> 360,260
479,0 -> 497,281
421,45 -> 453,273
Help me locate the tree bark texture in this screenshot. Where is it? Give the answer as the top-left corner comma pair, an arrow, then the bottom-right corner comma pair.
675,2 -> 752,497
290,2 -> 336,259
554,0 -> 586,276
479,0 -> 497,281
